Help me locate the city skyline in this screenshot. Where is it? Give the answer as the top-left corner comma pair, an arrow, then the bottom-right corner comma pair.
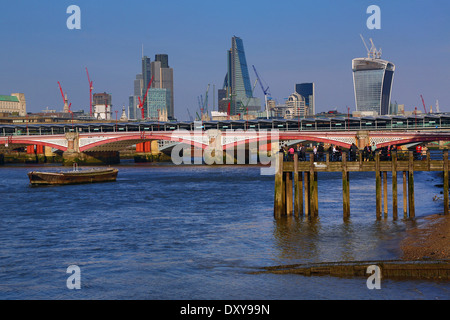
0,0 -> 449,120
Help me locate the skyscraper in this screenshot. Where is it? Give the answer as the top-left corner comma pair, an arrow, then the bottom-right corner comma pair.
352,38 -> 395,115
223,36 -> 260,115
151,54 -> 174,120
295,83 -> 315,116
129,53 -> 174,120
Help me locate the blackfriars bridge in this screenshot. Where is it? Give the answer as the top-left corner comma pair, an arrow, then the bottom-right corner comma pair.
2,118 -> 450,165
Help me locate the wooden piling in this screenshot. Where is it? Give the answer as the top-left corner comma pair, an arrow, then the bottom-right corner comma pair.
403,171 -> 407,219
274,153 -> 284,218
342,152 -> 350,219
392,151 -> 398,220
383,171 -> 388,218
285,171 -> 293,215
444,151 -> 449,215
294,156 -> 303,217
375,152 -> 382,220
408,151 -> 415,218
309,155 -> 318,217
305,172 -> 310,217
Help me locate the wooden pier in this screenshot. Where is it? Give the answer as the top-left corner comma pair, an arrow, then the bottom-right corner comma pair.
274,150 -> 450,220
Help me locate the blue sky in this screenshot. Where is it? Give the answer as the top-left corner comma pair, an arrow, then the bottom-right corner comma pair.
0,0 -> 449,120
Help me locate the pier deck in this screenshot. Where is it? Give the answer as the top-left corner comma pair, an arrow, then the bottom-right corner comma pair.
274,150 -> 450,220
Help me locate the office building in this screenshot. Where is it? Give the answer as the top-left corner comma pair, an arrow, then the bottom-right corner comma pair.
129,53 -> 174,121
151,54 -> 174,120
352,39 -> 395,115
286,92 -> 307,118
93,92 -> 112,120
222,36 -> 260,115
146,88 -> 170,120
295,83 -> 315,116
0,93 -> 26,116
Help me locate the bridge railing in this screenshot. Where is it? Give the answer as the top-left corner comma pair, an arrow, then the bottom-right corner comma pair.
282,149 -> 447,163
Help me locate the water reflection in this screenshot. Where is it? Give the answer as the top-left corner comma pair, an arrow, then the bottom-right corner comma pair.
272,215 -> 415,265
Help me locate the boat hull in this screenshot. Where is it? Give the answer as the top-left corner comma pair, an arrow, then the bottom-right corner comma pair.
28,168 -> 118,186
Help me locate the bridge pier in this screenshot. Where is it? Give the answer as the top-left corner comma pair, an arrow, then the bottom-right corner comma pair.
62,151 -> 120,166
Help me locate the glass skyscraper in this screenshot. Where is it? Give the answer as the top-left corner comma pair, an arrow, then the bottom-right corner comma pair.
223,36 -> 260,115
352,58 -> 395,115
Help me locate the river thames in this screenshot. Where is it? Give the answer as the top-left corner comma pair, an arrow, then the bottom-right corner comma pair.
0,162 -> 449,299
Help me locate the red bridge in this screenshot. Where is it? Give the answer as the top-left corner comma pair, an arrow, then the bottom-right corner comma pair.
2,127 -> 450,165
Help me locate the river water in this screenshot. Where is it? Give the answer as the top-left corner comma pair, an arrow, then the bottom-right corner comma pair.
0,162 -> 449,300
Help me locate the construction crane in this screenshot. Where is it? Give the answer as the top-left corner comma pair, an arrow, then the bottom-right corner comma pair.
252,65 -> 271,119
203,84 -> 210,115
138,76 -> 154,120
57,81 -> 71,113
360,34 -> 382,59
187,108 -> 193,121
86,68 -> 93,117
420,95 -> 427,114
242,79 -> 259,118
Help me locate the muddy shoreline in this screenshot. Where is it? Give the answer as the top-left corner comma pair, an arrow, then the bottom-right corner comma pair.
253,214 -> 450,279
400,213 -> 450,261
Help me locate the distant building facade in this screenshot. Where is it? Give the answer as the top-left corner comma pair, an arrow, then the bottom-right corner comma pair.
93,92 -> 112,120
129,54 -> 174,121
151,54 -> 174,120
295,83 -> 315,116
0,93 -> 26,116
286,92 -> 307,118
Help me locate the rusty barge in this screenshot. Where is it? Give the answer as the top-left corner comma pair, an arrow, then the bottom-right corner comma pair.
28,167 -> 118,186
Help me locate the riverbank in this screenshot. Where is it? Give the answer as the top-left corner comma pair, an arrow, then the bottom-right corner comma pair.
401,213 -> 450,261
252,214 -> 450,279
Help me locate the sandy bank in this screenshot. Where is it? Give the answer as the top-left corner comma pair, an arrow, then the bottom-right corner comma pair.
401,213 -> 450,261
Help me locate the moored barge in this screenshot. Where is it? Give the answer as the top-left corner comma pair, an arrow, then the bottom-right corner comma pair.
28,167 -> 118,186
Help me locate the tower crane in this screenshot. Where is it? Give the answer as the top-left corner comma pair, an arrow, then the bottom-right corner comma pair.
203,84 -> 210,115
187,108 -> 193,121
86,68 -> 93,117
138,76 -> 154,120
420,95 -> 427,114
252,65 -> 271,119
242,79 -> 259,118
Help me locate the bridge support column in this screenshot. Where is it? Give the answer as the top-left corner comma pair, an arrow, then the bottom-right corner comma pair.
356,131 -> 370,149
62,151 -> 120,166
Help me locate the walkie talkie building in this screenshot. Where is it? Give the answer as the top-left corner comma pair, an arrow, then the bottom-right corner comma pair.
352,38 -> 395,115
